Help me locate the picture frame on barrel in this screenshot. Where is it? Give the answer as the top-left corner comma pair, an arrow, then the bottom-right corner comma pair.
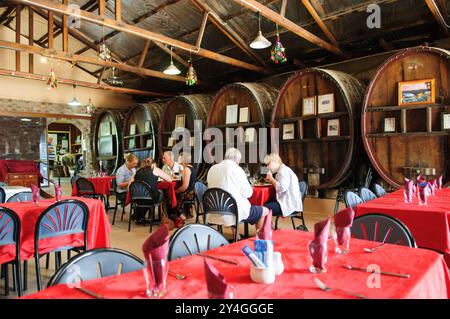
302,96 -> 316,117
442,112 -> 450,131
326,119 -> 340,137
282,123 -> 295,140
384,117 -> 396,133
317,93 -> 335,114
398,78 -> 435,106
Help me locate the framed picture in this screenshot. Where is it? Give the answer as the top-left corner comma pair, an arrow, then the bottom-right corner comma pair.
146,139 -> 153,148
129,124 -> 136,135
282,123 -> 295,140
175,114 -> 185,129
302,96 -> 316,117
100,122 -> 111,136
168,137 -> 174,147
317,93 -> 335,114
239,107 -> 250,123
128,138 -> 135,149
144,120 -> 150,133
245,127 -> 256,143
442,112 -> 450,131
225,104 -> 239,124
327,119 -> 340,137
384,117 -> 396,133
398,79 -> 435,106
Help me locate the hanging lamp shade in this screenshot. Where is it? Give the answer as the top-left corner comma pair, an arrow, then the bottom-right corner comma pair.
164,61 -> 181,75
68,97 -> 81,107
250,31 -> 271,49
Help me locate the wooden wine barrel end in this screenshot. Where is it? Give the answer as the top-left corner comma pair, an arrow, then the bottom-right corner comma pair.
272,68 -> 366,189
93,110 -> 125,175
123,102 -> 165,164
158,94 -> 213,176
207,82 -> 279,176
362,46 -> 450,188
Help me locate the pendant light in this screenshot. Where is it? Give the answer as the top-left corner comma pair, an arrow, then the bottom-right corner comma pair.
68,85 -> 81,107
163,46 -> 181,75
250,11 -> 271,49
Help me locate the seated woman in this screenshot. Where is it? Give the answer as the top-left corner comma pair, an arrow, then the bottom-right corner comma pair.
263,153 -> 302,217
170,152 -> 196,226
129,157 -> 172,225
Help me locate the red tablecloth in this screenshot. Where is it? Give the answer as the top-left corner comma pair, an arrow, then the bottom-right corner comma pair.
125,181 -> 179,208
249,185 -> 275,206
71,176 -> 115,196
22,230 -> 450,299
0,197 -> 111,263
355,188 -> 450,267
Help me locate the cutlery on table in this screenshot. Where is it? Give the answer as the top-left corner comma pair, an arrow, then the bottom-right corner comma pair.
169,270 -> 190,280
343,265 -> 410,279
197,253 -> 239,265
75,286 -> 105,299
312,278 -> 368,299
363,242 -> 386,253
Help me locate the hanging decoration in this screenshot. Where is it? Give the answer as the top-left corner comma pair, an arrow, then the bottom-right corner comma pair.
85,98 -> 95,114
98,40 -> 112,61
47,68 -> 58,89
185,53 -> 197,86
270,24 -> 287,64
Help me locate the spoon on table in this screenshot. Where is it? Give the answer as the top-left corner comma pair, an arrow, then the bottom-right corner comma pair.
169,270 -> 190,280
363,242 -> 385,253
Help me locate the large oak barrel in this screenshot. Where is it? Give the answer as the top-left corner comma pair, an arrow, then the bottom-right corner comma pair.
272,68 -> 366,190
93,110 -> 125,175
158,94 -> 212,180
123,102 -> 165,163
206,82 -> 278,176
362,46 -> 450,188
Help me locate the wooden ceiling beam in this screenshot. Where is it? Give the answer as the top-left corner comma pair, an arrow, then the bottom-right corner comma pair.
0,68 -> 172,97
0,7 -> 15,25
115,0 -> 121,22
301,0 -> 338,46
231,0 -> 346,57
28,6 -> 33,73
424,0 -> 450,35
16,0 -> 268,74
138,39 -> 151,68
15,5 -> 21,71
62,0 -> 68,51
47,10 -> 53,48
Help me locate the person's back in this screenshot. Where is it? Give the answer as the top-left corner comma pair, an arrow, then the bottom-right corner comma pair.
134,167 -> 158,189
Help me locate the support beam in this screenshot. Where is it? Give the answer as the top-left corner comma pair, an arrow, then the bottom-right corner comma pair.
138,40 -> 151,68
0,40 -> 195,83
0,7 -> 15,25
425,0 -> 450,35
0,68 -> 172,97
62,0 -> 68,51
15,5 -> 21,71
196,11 -> 208,48
98,0 -> 105,17
97,66 -> 106,84
280,0 -> 287,17
17,0 -> 268,74
301,0 -> 338,46
115,0 -> 121,22
48,10 -> 53,49
28,6 -> 33,73
231,0 -> 346,57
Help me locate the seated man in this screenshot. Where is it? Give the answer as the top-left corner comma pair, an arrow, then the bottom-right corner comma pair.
161,151 -> 183,177
115,153 -> 139,203
207,148 -> 269,238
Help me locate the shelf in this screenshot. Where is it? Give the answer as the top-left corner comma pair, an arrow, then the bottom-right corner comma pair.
276,112 -> 349,123
162,130 -> 199,135
71,143 -> 82,146
124,147 -> 154,152
367,131 -> 450,138
96,155 -> 117,161
367,104 -> 449,112
279,136 -> 351,144
211,122 -> 263,129
123,133 -> 152,138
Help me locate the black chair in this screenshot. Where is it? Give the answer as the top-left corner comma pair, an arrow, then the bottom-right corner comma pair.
202,188 -> 248,242
351,213 -> 416,248
344,191 -> 363,208
194,181 -> 208,224
6,191 -> 33,203
0,186 -> 5,203
75,177 -> 101,200
111,179 -> 127,225
372,183 -> 387,197
0,207 -> 22,297
47,248 -> 143,287
359,187 -> 377,202
70,175 -> 81,187
129,181 -> 163,233
274,181 -> 308,231
34,199 -> 89,290
168,224 -> 229,261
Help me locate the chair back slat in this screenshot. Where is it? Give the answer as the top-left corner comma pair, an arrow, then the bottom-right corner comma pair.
344,191 -> 363,208
360,187 -> 378,202
372,183 -> 387,197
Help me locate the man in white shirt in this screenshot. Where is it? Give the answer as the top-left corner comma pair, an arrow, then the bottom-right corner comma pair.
162,151 -> 182,177
116,153 -> 139,194
207,148 -> 269,234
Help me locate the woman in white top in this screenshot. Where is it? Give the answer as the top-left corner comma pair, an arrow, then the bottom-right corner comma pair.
263,153 -> 303,216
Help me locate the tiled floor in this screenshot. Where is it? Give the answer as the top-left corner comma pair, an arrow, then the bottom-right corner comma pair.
0,177 -> 342,298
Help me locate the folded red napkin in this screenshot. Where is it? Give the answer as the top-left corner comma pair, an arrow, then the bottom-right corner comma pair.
308,219 -> 330,270
54,184 -> 62,202
404,178 -> 414,203
417,174 -> 426,183
438,175 -> 443,190
428,180 -> 436,196
204,259 -> 233,299
334,208 -> 354,245
31,184 -> 39,204
142,225 -> 170,286
257,209 -> 272,240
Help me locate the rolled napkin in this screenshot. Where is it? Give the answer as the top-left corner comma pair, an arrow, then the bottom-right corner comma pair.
308,218 -> 331,270
418,182 -> 428,204
404,178 -> 414,203
31,184 -> 39,204
54,183 -> 62,202
438,175 -> 443,190
204,259 -> 233,299
417,174 -> 426,183
334,207 -> 355,245
142,224 -> 170,287
257,209 -> 272,240
428,180 -> 436,196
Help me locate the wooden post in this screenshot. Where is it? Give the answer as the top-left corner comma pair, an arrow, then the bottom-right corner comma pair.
115,0 -> 121,22
28,7 -> 34,73
48,11 -> 54,49
16,5 -> 22,72
62,0 -> 68,52
99,0 -> 105,17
